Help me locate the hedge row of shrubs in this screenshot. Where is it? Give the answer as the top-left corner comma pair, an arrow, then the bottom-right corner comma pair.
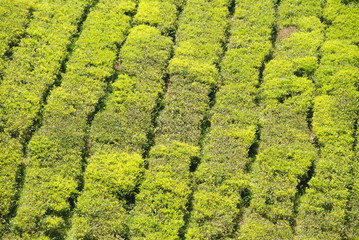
350,142 -> 359,239
295,0 -> 359,238
89,26 -> 174,154
0,134 -> 22,234
0,0 -> 94,235
0,0 -> 35,76
153,0 -> 233,146
0,0 -> 96,139
7,1 -> 137,239
133,0 -> 185,34
239,0 -> 325,238
184,0 -> 276,239
128,0 -> 232,239
67,1 -> 184,238
68,20 -> 175,239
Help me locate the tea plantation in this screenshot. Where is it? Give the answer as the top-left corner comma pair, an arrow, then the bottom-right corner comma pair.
0,0 -> 358,239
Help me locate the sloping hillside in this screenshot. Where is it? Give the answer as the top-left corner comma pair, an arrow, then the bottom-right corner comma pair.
0,0 -> 358,239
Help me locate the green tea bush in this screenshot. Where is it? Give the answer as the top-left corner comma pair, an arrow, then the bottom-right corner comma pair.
239,211 -> 293,240
0,0 -> 95,233
295,0 -> 359,238
130,142 -> 199,240
90,25 -> 173,152
0,134 -> 22,232
67,153 -> 144,240
11,1 -> 136,238
134,1 -> 178,34
239,0 -> 324,238
129,0 -> 231,238
154,0 -> 229,146
68,24 -> 174,238
186,0 -> 276,238
0,0 -> 35,75
0,0 -> 96,138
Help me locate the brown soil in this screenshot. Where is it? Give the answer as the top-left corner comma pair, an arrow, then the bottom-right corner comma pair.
276,26 -> 297,41
113,62 -> 122,71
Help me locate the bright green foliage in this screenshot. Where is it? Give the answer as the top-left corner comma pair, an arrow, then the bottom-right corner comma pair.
119,25 -> 173,77
156,77 -> 211,146
186,181 -> 245,239
0,0 -> 95,233
90,25 -> 173,153
0,133 -> 22,232
175,0 -> 229,46
130,142 -> 199,240
135,0 -> 186,9
134,1 -> 177,34
349,129 -> 359,239
325,0 -> 359,42
169,58 -> 218,85
276,17 -> 324,59
68,24 -> 174,238
168,0 -> 230,68
0,0 -> 357,238
313,96 -> 357,147
295,1 -> 359,238
155,0 -> 230,146
10,1 -> 136,238
67,1 -> 180,238
295,96 -> 356,239
0,0 -> 95,138
277,0 -> 323,26
83,153 -> 144,202
238,211 -> 293,240
129,0 -> 231,239
348,147 -> 359,239
315,40 -> 359,92
260,62 -> 315,113
326,12 -> 359,41
324,0 -> 356,21
133,0 -> 187,34
67,153 -> 144,240
239,0 -> 324,238
185,0 -> 276,238
251,145 -> 315,219
0,0 -> 35,75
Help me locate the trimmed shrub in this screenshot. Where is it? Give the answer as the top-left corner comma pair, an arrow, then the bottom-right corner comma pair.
11,1 -> 136,238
